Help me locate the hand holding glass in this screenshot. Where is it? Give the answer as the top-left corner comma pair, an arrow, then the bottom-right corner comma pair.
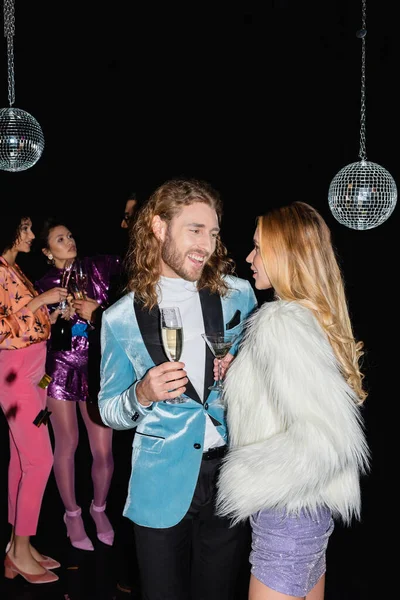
160,307 -> 186,404
69,261 -> 94,330
202,332 -> 239,392
57,260 -> 74,311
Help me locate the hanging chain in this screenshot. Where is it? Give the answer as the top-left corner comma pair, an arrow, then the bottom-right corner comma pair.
356,0 -> 367,161
3,0 -> 15,106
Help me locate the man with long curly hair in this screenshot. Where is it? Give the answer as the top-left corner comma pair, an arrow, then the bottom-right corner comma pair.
98,178 -> 258,600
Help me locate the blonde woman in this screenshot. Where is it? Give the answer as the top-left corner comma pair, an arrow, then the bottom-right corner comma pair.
216,202 -> 370,600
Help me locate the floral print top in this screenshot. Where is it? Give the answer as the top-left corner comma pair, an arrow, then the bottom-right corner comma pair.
0,256 -> 51,350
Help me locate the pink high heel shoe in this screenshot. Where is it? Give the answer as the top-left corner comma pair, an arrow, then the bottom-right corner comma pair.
89,500 -> 114,546
63,507 -> 94,551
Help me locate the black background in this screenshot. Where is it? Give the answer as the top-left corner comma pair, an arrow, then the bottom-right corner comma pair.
1,1 -> 397,597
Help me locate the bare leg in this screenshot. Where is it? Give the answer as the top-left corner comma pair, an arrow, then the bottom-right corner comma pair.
79,401 -> 114,535
6,532 -> 45,576
47,397 -> 89,543
248,573 -> 325,600
306,575 -> 325,600
249,574 -> 304,600
7,527 -> 49,564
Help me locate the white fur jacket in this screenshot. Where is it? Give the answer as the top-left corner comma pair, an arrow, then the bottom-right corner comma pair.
216,300 -> 370,526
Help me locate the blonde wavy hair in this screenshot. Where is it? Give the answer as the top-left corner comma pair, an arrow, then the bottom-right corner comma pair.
258,201 -> 367,403
124,178 -> 235,309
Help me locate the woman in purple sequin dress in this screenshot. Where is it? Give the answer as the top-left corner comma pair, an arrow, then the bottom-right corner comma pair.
36,218 -> 121,551
216,203 -> 370,599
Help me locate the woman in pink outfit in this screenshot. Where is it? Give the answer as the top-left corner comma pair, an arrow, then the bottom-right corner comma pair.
0,214 -> 68,585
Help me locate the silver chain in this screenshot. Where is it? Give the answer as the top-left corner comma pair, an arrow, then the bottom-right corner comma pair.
3,0 -> 15,106
357,0 -> 367,161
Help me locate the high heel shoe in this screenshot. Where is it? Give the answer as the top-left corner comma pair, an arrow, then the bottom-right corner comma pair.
89,500 -> 114,546
4,554 -> 59,584
63,507 -> 94,551
5,542 -> 60,570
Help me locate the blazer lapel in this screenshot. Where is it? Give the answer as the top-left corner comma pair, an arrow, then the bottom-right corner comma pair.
199,288 -> 224,400
134,298 -> 201,404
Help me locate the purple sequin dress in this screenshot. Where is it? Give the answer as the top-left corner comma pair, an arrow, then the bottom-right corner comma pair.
250,506 -> 334,596
35,255 -> 121,402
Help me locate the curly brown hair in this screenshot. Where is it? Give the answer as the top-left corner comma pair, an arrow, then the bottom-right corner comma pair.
0,215 -> 31,254
123,178 -> 235,309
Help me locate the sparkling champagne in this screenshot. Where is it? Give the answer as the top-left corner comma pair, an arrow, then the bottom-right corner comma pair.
72,290 -> 84,300
161,327 -> 183,362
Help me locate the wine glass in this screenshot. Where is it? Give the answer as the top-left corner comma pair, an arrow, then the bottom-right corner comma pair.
201,331 -> 239,392
160,306 -> 186,404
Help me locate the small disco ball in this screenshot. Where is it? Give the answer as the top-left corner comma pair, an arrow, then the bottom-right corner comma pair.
0,106 -> 45,172
328,160 -> 397,230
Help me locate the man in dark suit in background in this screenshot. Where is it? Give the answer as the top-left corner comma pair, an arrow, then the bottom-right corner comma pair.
121,191 -> 139,230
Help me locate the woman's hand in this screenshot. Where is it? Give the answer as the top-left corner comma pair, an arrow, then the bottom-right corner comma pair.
72,297 -> 100,322
47,293 -> 74,323
59,295 -> 76,320
28,286 -> 69,315
39,286 -> 68,307
213,353 -> 235,381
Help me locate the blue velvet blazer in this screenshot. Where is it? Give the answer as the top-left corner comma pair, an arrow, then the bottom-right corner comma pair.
98,275 -> 257,528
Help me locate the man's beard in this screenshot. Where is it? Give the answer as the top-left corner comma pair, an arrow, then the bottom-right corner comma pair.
161,233 -> 206,282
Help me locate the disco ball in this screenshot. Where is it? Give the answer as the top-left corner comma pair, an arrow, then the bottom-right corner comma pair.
0,107 -> 45,172
328,160 -> 397,230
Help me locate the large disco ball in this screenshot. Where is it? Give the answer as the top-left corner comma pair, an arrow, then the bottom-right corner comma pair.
0,107 -> 45,172
328,160 -> 397,230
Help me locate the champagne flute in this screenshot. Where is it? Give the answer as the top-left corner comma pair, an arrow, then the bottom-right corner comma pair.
202,331 -> 239,392
57,259 -> 74,311
160,306 -> 186,404
76,261 -> 88,298
69,260 -> 94,330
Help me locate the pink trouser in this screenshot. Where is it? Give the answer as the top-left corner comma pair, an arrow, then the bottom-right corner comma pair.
0,342 -> 53,536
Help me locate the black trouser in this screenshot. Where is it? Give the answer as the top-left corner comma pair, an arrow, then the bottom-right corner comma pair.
134,455 -> 251,600
112,429 -> 141,591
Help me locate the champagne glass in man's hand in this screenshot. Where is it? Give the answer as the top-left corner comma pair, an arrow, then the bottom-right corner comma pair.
160,307 -> 187,404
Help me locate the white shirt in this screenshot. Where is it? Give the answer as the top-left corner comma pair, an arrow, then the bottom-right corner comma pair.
157,276 -> 225,450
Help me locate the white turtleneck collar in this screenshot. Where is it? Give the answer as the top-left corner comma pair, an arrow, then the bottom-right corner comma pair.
157,275 -> 225,450
157,276 -> 197,303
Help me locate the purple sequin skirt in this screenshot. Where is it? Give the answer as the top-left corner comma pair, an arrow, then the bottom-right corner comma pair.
46,336 -> 89,402
250,506 -> 334,596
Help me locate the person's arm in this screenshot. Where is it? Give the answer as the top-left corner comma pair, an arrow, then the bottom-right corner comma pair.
0,268 -> 66,344
71,297 -> 100,324
97,312 -> 154,431
26,289 -> 67,315
98,310 -> 188,429
34,275 -> 70,318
